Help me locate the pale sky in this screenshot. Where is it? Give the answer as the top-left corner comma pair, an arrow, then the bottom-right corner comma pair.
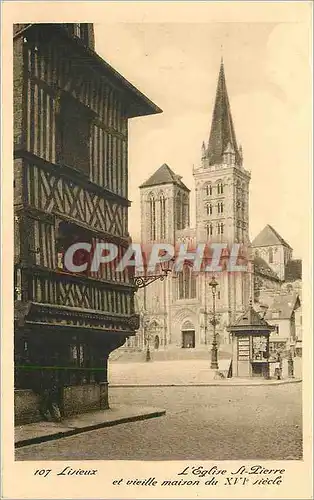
94,21 -> 311,259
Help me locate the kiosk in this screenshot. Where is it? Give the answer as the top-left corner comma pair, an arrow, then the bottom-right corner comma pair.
227,304 -> 276,379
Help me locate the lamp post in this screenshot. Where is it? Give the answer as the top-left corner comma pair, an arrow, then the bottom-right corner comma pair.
132,255 -> 175,362
209,275 -> 219,370
288,343 -> 295,378
145,328 -> 151,362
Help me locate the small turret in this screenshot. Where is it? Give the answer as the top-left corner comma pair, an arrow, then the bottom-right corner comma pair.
239,144 -> 243,166
223,142 -> 236,166
201,141 -> 206,160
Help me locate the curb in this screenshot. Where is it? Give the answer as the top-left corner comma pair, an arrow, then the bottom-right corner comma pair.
110,379 -> 302,388
15,409 -> 166,448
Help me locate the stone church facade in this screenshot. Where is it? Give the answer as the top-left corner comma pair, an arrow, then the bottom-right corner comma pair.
125,60 -> 302,354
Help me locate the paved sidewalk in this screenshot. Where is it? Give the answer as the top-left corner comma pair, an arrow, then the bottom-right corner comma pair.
109,358 -> 302,387
15,405 -> 165,448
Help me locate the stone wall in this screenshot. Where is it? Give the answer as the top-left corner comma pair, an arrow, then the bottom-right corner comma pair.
15,383 -> 109,425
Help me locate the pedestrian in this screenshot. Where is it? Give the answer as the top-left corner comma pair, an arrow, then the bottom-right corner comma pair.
34,368 -> 62,422
274,352 -> 282,380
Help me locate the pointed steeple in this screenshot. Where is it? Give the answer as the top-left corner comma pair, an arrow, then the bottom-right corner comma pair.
206,60 -> 241,166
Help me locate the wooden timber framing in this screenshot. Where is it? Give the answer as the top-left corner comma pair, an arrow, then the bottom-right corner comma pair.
13,24 -> 161,410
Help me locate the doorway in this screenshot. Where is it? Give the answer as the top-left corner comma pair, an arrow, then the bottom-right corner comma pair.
182,330 -> 195,349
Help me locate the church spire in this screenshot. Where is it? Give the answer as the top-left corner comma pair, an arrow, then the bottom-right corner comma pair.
206,60 -> 241,166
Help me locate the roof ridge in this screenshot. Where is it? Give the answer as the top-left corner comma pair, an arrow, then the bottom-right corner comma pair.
266,224 -> 292,248
139,164 -> 190,191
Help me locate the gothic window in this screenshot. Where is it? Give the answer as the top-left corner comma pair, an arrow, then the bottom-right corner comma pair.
176,192 -> 183,230
178,265 -> 197,300
268,248 -> 274,264
160,194 -> 166,239
149,196 -> 156,240
206,224 -> 213,237
217,202 -> 224,214
183,194 -> 189,228
206,204 -> 212,216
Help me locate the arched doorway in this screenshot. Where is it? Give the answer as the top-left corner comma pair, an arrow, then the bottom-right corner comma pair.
181,320 -> 195,348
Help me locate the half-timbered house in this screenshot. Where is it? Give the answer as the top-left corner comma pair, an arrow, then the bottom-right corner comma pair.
13,23 -> 161,423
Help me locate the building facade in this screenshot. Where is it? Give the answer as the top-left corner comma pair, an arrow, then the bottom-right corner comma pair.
13,23 -> 161,423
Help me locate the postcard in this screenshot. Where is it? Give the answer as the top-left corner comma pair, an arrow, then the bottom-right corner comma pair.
1,1 -> 313,499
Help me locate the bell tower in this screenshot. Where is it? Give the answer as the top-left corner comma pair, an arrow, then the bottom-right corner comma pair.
140,163 -> 190,245
194,59 -> 251,246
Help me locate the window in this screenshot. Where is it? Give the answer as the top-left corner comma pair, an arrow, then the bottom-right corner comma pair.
73,23 -> 81,37
217,183 -> 224,195
217,291 -> 221,300
58,96 -> 92,175
206,184 -> 212,196
178,265 -> 197,300
217,202 -> 224,214
217,222 -> 224,235
160,195 -> 166,239
149,197 -> 156,240
206,204 -> 212,216
68,334 -> 101,385
176,192 -> 183,229
206,224 -> 213,237
72,24 -> 89,44
268,248 -> 274,264
56,221 -> 92,275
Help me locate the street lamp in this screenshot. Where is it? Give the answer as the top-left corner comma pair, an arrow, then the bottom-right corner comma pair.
131,256 -> 175,290
288,343 -> 295,378
209,275 -> 219,370
142,317 -> 152,362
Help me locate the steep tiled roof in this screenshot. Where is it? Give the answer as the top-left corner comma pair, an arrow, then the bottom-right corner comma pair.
140,164 -> 190,191
206,60 -> 241,166
265,292 -> 301,320
254,256 -> 280,281
234,306 -> 271,327
252,224 -> 292,249
228,305 -> 275,332
285,259 -> 302,282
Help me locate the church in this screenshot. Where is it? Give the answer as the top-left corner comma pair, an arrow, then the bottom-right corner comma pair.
124,60 -> 302,355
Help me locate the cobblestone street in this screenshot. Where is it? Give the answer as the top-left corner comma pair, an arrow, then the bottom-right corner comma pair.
16,383 -> 302,461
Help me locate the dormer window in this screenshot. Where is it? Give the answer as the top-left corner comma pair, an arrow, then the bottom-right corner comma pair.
67,23 -> 94,49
